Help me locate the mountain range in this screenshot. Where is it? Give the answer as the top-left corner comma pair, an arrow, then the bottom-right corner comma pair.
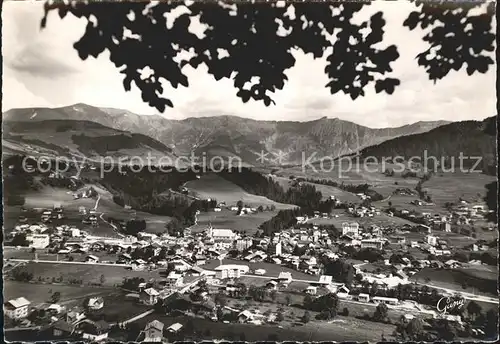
2,103 -> 451,165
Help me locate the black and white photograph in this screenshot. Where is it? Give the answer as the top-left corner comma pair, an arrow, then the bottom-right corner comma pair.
2,0 -> 498,342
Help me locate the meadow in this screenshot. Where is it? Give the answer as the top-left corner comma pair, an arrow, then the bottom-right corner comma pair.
185,173 -> 295,209
410,267 -> 497,297
191,208 -> 284,235
6,262 -> 164,288
422,172 -> 495,207
309,209 -> 414,227
3,280 -> 115,307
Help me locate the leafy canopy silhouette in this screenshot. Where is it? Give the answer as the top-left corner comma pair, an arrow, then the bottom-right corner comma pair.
41,0 -> 495,112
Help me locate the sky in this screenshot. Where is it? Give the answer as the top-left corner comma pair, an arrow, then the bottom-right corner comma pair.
1,1 -> 496,128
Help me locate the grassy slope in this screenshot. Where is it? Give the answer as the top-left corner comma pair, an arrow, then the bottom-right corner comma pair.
185,173 -> 295,209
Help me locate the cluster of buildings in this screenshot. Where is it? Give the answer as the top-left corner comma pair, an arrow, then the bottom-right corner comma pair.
347,205 -> 381,218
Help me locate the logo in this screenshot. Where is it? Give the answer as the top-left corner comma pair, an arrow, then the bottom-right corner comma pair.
436,296 -> 465,314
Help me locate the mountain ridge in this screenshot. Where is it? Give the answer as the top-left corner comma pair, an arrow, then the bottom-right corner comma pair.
3,103 -> 452,165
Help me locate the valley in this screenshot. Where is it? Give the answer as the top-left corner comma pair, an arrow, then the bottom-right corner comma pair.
3,105 -> 498,343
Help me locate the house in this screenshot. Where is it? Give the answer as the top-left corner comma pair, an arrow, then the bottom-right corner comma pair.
336,285 -> 350,295
86,255 -> 99,263
418,224 -> 432,233
305,286 -> 317,295
47,304 -> 65,314
441,222 -> 451,232
206,227 -> 237,242
296,216 -> 308,224
87,297 -> 104,310
238,310 -> 256,323
78,320 -> 109,341
254,269 -> 266,275
426,235 -> 438,246
171,259 -> 192,272
266,280 -> 279,290
52,320 -> 75,337
214,264 -> 249,279
268,241 -> 282,256
66,307 -> 86,324
140,288 -> 160,305
185,265 -> 211,277
143,320 -> 164,342
373,296 -> 399,305
165,272 -> 184,289
278,271 -> 293,284
26,234 -> 50,249
234,238 -> 253,251
342,222 -> 360,237
131,259 -> 147,271
118,253 -> 132,263
357,293 -> 370,302
4,297 -> 30,319
193,255 -> 207,266
318,275 -> 333,285
392,236 -> 406,244
167,323 -> 183,333
394,270 -> 408,280
360,239 -> 384,250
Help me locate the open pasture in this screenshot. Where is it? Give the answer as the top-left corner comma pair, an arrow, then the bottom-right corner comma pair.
6,262 -> 164,288
185,173 -> 294,209
422,172 -> 495,207
192,208 -> 284,235
3,280 -> 115,307
410,267 -> 497,297
309,209 -> 414,228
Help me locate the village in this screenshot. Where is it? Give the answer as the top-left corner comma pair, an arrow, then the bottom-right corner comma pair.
4,187 -> 498,342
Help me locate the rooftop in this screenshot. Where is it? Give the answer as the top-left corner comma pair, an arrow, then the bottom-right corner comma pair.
6,297 -> 30,309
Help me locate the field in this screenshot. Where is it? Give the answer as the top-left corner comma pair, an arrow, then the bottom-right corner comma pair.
3,280 -> 115,307
410,267 -> 498,297
423,172 -> 495,207
191,208 -> 283,235
276,161 -> 495,207
269,174 -> 361,203
185,173 -> 295,209
5,262 -> 164,288
308,209 -> 414,227
4,247 -> 120,263
275,161 -> 419,190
